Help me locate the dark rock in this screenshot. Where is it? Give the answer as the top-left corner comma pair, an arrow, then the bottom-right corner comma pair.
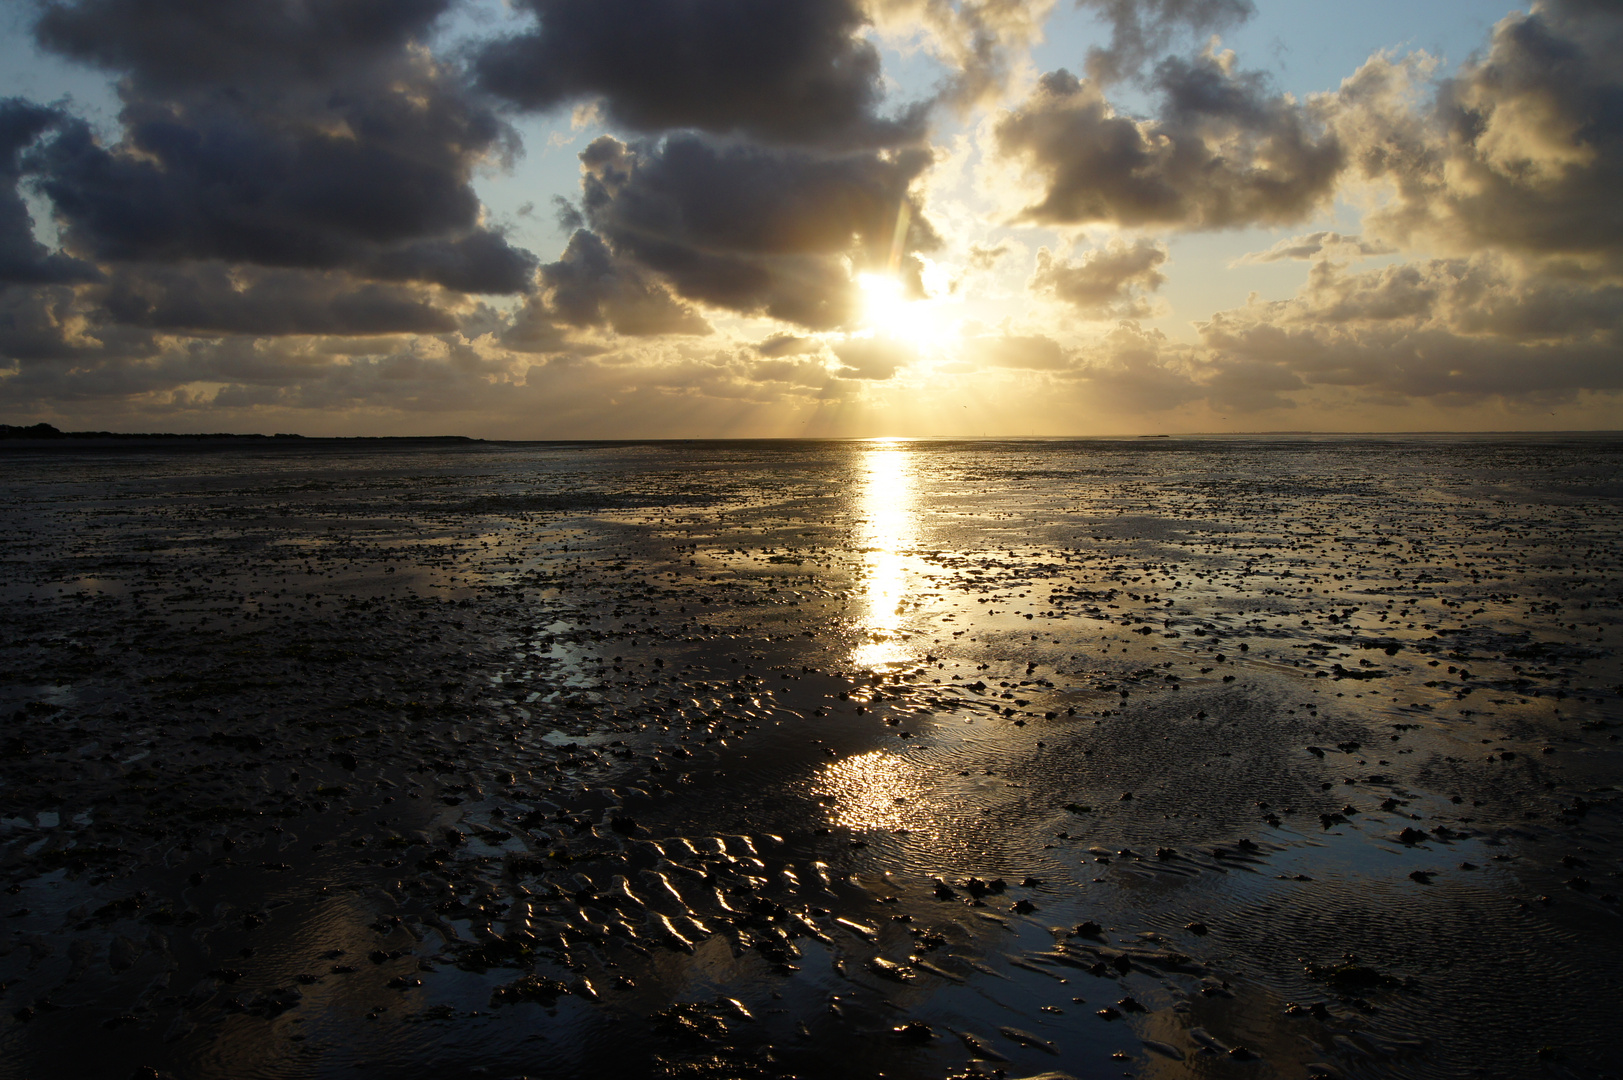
490,975 -> 568,1006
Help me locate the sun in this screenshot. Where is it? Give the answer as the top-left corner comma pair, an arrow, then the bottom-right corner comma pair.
855,272 -> 956,351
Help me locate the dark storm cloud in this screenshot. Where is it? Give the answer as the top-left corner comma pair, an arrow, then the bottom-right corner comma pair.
500,297 -> 576,356
1334,0 -> 1623,263
1029,238 -> 1167,317
551,196 -> 586,234
494,228 -> 711,355
22,0 -> 535,296
578,134 -> 939,329
1076,0 -> 1255,84
0,283 -> 153,361
476,0 -> 922,148
33,0 -> 452,89
1,261 -> 468,379
361,233 -> 542,298
539,230 -> 710,336
1,252 -> 478,361
996,52 -> 1341,230
28,82 -> 534,294
0,99 -> 98,285
581,136 -> 935,259
97,264 -> 463,336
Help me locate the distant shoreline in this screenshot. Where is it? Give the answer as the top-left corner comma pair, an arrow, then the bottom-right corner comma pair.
0,422 -> 481,446
2,422 -> 1619,447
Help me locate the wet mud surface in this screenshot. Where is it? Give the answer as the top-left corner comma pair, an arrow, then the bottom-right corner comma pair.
2,436 -> 1621,1080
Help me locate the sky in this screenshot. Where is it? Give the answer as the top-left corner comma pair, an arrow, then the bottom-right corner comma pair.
1,0 -> 1619,437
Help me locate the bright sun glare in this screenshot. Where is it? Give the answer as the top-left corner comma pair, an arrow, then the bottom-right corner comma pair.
855,272 -> 955,351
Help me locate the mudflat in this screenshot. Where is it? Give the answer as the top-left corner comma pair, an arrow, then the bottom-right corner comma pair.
1,436 -> 1619,1080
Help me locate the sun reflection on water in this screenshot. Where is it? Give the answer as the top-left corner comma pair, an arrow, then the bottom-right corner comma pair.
814,749 -> 928,832
853,439 -> 918,670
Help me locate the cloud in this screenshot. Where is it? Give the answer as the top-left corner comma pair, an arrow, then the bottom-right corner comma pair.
1,329 -> 861,435
755,334 -> 823,357
833,336 -> 915,379
2,327 -> 520,412
965,242 -> 1009,272
7,0 -> 1620,434
961,332 -> 1069,369
1235,231 -> 1395,264
1029,238 -> 1167,316
995,50 -> 1341,230
744,356 -> 830,386
539,230 -> 710,337
360,234 -> 541,298
1066,322 -> 1204,412
1332,1 -> 1623,264
1270,255 -> 1623,342
1197,357 -> 1304,411
578,134 -> 938,329
870,0 -> 1057,109
0,282 -> 154,361
23,0 -> 535,295
4,0 -> 551,415
33,0 -> 453,89
0,99 -> 99,285
476,0 -> 923,149
1055,240 -> 1623,416
1075,0 -> 1255,85
95,264 -> 464,336
500,298 -> 576,356
551,196 -> 585,233
1197,253 -> 1623,404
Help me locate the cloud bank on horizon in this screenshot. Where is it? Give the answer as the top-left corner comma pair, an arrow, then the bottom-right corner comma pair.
0,0 -> 1619,435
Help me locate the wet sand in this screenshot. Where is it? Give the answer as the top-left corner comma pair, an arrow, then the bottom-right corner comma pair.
1,436 -> 1620,1080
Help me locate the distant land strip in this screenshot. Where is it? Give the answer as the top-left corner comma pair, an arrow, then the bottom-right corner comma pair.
0,423 -> 478,443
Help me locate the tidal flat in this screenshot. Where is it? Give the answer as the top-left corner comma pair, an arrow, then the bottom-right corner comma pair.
1,436 -> 1620,1080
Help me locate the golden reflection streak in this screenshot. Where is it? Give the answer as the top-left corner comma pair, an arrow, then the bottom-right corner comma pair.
814,749 -> 927,832
852,439 -> 917,670
820,442 -> 931,838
